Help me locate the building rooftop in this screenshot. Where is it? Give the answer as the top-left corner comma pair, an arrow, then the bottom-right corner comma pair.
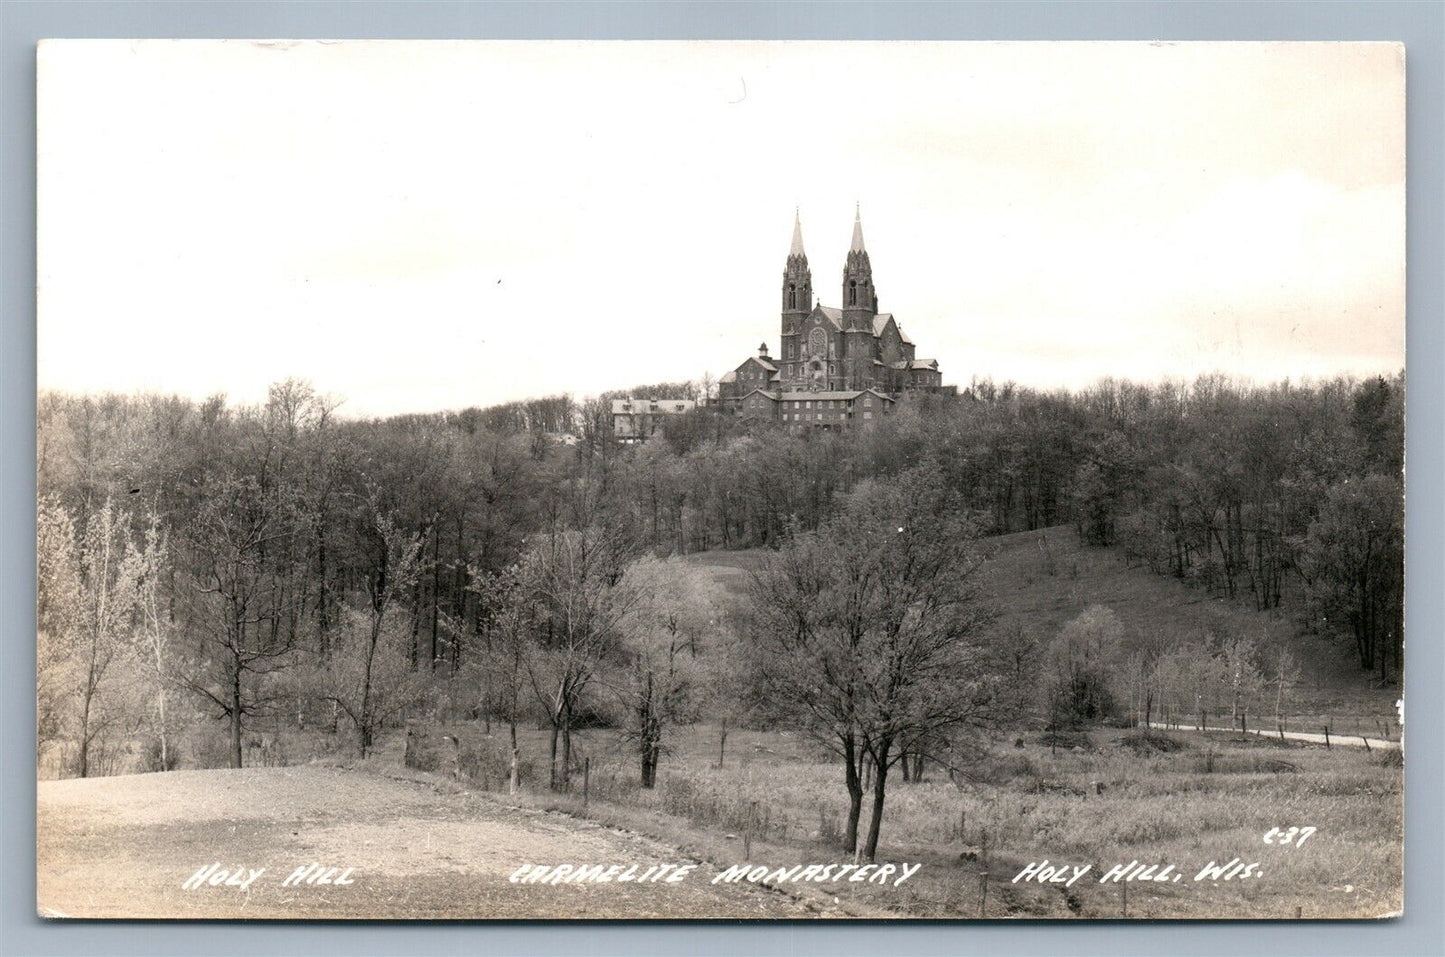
776,389 -> 895,402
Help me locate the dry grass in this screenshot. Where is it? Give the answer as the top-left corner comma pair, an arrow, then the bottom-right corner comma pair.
38,714 -> 1401,919
409,719 -> 1401,920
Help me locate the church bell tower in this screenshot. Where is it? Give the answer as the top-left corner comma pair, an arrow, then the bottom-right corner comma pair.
841,204 -> 877,331
840,205 -> 879,390
781,209 -> 812,364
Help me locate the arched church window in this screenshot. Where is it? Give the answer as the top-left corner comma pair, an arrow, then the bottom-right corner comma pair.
788,284 -> 796,309
848,280 -> 857,305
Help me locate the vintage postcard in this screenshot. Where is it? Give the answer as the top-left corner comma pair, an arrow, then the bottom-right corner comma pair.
36,40 -> 1404,920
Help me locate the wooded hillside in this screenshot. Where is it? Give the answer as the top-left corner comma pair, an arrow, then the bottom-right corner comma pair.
35,373 -> 1403,785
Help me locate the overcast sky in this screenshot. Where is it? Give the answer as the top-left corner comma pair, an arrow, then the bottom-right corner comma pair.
38,41 -> 1404,417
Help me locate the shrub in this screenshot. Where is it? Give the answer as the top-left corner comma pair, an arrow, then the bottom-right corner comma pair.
457,736 -> 537,789
1031,729 -> 1095,751
140,735 -> 183,772
403,725 -> 456,775
187,727 -> 236,769
1117,729 -> 1187,754
404,724 -> 538,790
978,750 -> 1042,783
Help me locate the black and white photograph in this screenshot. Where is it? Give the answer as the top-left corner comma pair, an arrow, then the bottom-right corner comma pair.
34,39 -> 1406,921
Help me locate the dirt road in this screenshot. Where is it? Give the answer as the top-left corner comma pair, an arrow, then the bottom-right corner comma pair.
1144,722 -> 1399,750
37,765 -> 821,919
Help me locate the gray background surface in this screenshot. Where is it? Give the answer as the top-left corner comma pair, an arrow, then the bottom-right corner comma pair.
2,3 -> 1440,955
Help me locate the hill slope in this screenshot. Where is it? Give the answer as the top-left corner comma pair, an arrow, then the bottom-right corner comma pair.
682,526 -> 1397,732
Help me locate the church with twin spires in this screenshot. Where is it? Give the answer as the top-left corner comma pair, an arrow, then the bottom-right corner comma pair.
719,208 -> 948,430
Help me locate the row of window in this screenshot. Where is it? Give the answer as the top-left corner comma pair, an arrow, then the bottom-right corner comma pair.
784,411 -> 874,421
786,396 -> 874,409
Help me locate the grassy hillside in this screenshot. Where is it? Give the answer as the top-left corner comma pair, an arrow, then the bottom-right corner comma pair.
682,524 -> 1399,734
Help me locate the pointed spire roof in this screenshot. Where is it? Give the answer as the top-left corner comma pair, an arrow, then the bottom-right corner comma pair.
789,208 -> 806,258
850,202 -> 866,253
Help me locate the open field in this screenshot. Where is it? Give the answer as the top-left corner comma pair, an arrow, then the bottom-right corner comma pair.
415,719 -> 1403,920
37,721 -> 1403,920
37,764 -> 823,920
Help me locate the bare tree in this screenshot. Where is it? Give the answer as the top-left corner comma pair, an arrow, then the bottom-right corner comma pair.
181,476 -> 307,768
613,556 -> 719,786
520,519 -> 638,790
133,511 -> 175,769
750,465 -> 1001,860
1300,474 -> 1405,677
473,567 -> 536,793
36,496 -> 82,762
71,499 -> 142,777
1273,646 -> 1301,723
314,496 -> 426,756
1220,634 -> 1264,726
1046,605 -> 1126,726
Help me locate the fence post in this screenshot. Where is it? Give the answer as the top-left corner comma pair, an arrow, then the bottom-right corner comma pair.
583,757 -> 590,809
1361,735 -> 1371,753
1241,710 -> 1248,736
1278,721 -> 1285,742
1323,726 -> 1330,749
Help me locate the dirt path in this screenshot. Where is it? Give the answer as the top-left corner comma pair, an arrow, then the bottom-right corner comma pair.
1144,722 -> 1399,750
37,765 -> 822,919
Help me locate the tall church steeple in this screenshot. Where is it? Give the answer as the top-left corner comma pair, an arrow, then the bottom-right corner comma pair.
842,203 -> 876,328
850,204 -> 866,254
781,209 -> 812,355
782,209 -> 811,312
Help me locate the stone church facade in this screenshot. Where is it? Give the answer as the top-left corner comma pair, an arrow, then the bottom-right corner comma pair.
720,209 -> 947,430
